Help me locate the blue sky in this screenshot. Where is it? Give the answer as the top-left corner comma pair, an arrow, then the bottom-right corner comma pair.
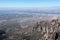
0,0 -> 60,8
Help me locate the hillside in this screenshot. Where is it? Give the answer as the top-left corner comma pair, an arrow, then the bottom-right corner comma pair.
0,16 -> 59,40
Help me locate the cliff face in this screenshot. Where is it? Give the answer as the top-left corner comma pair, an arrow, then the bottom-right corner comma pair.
32,17 -> 60,40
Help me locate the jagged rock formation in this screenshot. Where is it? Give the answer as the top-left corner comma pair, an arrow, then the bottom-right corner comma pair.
32,17 -> 60,40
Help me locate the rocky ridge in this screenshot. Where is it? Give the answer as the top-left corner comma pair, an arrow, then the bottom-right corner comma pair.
32,16 -> 60,40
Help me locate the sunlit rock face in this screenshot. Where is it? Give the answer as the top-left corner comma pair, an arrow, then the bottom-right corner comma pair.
32,16 -> 60,40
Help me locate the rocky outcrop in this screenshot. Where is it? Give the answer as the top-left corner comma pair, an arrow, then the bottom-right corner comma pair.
32,17 -> 60,40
